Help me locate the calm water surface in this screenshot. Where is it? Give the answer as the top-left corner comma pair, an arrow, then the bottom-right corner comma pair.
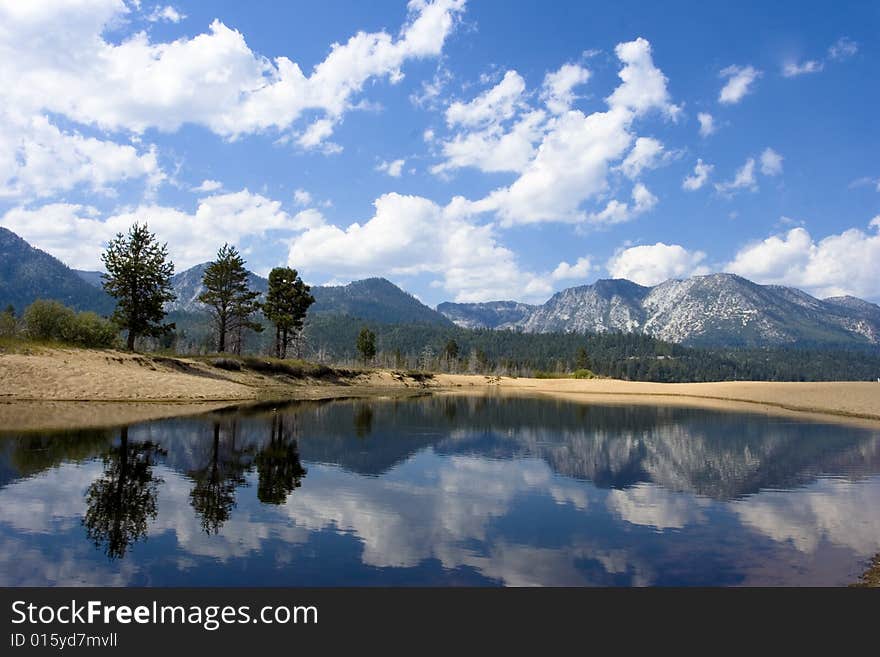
1,395 -> 879,586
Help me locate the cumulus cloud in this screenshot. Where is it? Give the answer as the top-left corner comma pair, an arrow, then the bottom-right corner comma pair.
606,38 -> 681,119
445,70 -> 526,127
0,0 -> 465,146
619,137 -> 664,179
726,220 -> 880,299
146,5 -> 185,23
607,242 -> 709,286
682,159 -> 713,191
848,177 -> 880,192
287,192 -> 553,302
760,147 -> 783,176
430,109 -> 545,175
450,37 -> 677,226
782,59 -> 823,77
191,179 -> 222,193
718,65 -> 761,104
715,157 -> 757,194
697,112 -> 715,137
431,70 -> 545,175
376,158 -> 406,177
0,189 -> 300,272
552,257 -> 594,281
0,110 -> 164,200
293,188 -> 312,206
588,183 -> 657,224
540,63 -> 591,114
828,37 -> 858,61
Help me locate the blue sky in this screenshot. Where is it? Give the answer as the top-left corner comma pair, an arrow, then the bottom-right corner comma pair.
0,0 -> 878,304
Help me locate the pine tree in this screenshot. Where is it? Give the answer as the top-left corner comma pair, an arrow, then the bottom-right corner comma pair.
357,327 -> 376,365
263,267 -> 314,359
101,223 -> 176,350
197,244 -> 261,353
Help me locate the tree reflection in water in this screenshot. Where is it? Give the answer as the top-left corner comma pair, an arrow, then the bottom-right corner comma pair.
353,403 -> 374,438
188,421 -> 251,535
82,427 -> 164,560
256,414 -> 307,504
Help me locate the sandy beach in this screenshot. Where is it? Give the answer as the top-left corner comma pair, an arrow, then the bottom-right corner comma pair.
1,347 -> 879,430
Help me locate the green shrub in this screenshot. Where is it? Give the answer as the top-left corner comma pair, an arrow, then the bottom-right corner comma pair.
23,300 -> 117,347
63,312 -> 118,348
23,300 -> 75,341
532,370 -> 565,379
0,309 -> 17,338
571,369 -> 595,379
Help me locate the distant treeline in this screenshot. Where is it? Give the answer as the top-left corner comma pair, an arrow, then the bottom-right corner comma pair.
9,299 -> 880,383
298,314 -> 880,382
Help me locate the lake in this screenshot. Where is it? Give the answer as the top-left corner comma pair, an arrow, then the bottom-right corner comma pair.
1,394 -> 879,586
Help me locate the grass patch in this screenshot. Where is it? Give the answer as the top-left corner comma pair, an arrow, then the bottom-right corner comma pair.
0,336 -> 99,354
238,356 -> 356,381
533,369 -> 596,379
211,357 -> 242,371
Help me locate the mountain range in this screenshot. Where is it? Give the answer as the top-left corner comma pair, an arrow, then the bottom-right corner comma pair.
0,227 -> 115,315
2,226 -> 879,348
438,275 -> 880,347
160,262 -> 451,326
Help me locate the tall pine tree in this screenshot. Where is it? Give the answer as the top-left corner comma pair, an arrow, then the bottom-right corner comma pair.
263,267 -> 314,359
198,244 -> 261,353
101,223 -> 176,350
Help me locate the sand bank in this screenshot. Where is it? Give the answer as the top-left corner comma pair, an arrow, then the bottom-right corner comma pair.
2,348 -> 879,431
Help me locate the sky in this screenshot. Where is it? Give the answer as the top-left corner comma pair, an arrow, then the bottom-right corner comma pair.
0,0 -> 878,305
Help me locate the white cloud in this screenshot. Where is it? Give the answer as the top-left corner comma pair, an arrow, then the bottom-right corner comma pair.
848,176 -> 880,192
0,0 -> 465,147
718,65 -> 761,104
293,188 -> 312,206
410,64 -> 452,108
541,63 -> 591,114
287,192 -> 553,302
432,38 -> 676,227
760,147 -> 783,176
619,137 -> 664,179
607,242 -> 709,286
1,189 -> 300,271
828,37 -> 858,61
0,111 -> 164,200
606,37 -> 681,119
715,157 -> 757,194
726,220 -> 880,299
589,183 -> 658,224
445,70 -> 526,127
682,159 -> 713,191
470,38 -> 675,226
552,257 -> 594,281
697,112 -> 715,137
191,179 -> 222,193
146,5 -> 185,23
782,59 -> 823,77
376,159 -> 406,177
291,208 -> 326,231
431,109 -> 545,175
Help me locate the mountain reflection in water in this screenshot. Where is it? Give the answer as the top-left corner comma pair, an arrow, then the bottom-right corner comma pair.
1,395 -> 879,586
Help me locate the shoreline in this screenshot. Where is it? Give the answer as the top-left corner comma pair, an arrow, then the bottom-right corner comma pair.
2,348 -> 880,431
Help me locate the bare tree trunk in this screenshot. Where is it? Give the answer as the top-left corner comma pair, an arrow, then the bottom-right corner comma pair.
218,314 -> 227,353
